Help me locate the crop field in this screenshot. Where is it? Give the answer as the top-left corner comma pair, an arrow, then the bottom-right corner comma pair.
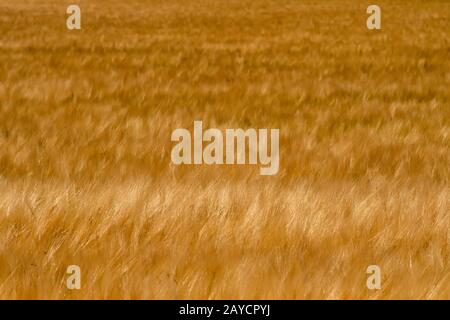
0,0 -> 448,299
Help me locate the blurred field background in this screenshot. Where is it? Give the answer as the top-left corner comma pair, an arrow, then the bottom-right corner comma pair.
0,0 -> 448,299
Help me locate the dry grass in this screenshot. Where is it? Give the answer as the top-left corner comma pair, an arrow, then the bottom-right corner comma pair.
0,0 -> 449,299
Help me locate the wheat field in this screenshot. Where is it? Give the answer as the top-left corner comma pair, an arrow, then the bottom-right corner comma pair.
0,0 -> 449,299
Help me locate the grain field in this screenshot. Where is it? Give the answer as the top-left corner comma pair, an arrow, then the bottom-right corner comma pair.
0,0 -> 449,299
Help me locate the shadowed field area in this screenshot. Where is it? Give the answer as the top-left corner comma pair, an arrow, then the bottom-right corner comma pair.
0,0 -> 448,299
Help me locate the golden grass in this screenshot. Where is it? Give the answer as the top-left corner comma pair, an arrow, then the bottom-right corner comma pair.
0,0 -> 448,299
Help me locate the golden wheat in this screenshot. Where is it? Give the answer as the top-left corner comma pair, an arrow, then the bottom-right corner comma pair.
0,0 -> 448,299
